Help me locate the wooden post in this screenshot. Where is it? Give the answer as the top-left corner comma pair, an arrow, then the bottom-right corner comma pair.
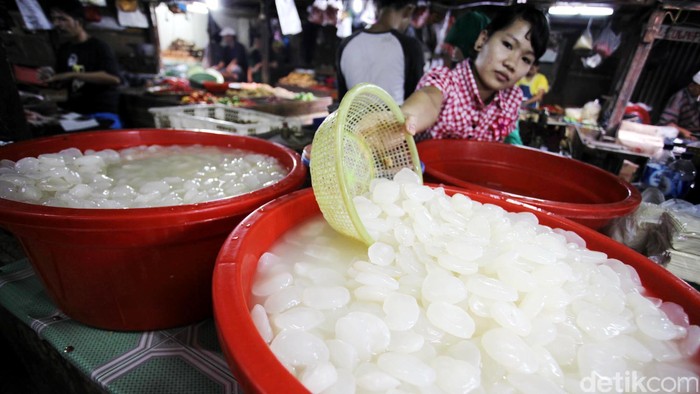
605,8 -> 665,136
260,0 -> 271,84
148,3 -> 163,75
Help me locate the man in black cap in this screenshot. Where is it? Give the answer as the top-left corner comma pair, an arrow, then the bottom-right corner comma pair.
39,0 -> 122,127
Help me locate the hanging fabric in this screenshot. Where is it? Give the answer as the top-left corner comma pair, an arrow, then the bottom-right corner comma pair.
434,8 -> 452,55
14,0 -> 52,30
275,0 -> 302,35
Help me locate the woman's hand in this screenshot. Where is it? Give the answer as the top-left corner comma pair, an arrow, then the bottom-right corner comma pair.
403,114 -> 418,136
400,86 -> 444,136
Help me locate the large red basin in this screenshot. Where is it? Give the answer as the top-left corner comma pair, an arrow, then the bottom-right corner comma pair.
213,187 -> 699,394
417,140 -> 642,229
0,129 -> 306,331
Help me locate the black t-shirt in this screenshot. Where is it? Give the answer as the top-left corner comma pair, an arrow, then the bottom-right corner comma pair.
250,48 -> 262,66
249,48 -> 264,82
55,37 -> 120,114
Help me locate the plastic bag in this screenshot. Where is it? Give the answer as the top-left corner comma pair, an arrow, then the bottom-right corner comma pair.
581,53 -> 602,69
573,19 -> 593,51
606,198 -> 700,282
605,202 -> 666,254
593,22 -> 621,58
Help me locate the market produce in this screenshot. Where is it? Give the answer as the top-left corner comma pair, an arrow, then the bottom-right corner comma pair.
250,168 -> 699,393
226,83 -> 276,98
179,91 -> 252,107
146,77 -> 193,95
180,91 -> 218,104
0,145 -> 287,208
294,92 -> 316,101
279,71 -> 318,88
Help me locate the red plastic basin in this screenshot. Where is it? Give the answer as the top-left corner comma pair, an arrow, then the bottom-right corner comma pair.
203,81 -> 230,94
212,187 -> 700,394
0,129 -> 306,331
417,140 -> 642,230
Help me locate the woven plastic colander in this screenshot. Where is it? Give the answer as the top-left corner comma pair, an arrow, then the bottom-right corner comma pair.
310,83 -> 422,245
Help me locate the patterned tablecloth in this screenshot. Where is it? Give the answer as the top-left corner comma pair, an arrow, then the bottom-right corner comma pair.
0,257 -> 242,394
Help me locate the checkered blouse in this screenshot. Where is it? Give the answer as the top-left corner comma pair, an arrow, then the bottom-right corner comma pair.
416,61 -> 523,142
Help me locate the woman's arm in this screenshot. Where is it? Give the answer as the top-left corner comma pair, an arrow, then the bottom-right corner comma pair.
48,71 -> 120,85
401,86 -> 444,135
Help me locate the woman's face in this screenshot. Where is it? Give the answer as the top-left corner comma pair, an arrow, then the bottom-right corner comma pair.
473,18 -> 536,101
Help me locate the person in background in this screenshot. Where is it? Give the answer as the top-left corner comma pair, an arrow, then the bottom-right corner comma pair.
442,10 -> 490,66
38,1 -> 122,128
210,27 -> 248,82
247,35 -> 277,83
658,70 -> 700,140
1,43 -> 30,141
401,5 -> 549,142
516,59 -> 549,109
336,0 -> 425,104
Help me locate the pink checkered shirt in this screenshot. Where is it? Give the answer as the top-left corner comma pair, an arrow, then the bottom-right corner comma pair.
416,61 -> 523,141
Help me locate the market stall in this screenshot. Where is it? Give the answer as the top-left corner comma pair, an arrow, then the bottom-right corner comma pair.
7,0 -> 336,140
120,80 -> 333,128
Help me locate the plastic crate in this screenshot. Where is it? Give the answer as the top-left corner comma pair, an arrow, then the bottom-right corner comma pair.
149,104 -> 303,137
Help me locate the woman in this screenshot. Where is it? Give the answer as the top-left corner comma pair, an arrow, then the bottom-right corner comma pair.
402,5 -> 549,142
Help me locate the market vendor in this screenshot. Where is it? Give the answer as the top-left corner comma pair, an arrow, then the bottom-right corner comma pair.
401,5 -> 549,142
209,27 -> 248,82
38,1 -> 122,128
658,70 -> 700,140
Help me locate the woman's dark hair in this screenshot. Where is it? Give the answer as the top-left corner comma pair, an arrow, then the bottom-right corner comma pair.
485,5 -> 550,59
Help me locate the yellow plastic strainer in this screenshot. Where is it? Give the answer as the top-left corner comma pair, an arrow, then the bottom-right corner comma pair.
310,83 -> 422,245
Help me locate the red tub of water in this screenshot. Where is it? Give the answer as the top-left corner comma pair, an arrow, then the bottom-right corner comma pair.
212,187 -> 699,394
0,129 -> 306,331
417,140 -> 641,230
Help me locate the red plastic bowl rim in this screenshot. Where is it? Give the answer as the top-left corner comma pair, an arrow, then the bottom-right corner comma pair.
0,129 -> 306,228
418,140 -> 642,219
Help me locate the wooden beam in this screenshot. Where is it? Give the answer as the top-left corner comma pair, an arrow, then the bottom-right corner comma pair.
148,3 -> 163,74
605,7 -> 666,136
661,0 -> 700,11
260,0 -> 270,84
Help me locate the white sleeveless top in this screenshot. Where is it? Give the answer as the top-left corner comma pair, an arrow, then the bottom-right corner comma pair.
339,32 -> 406,104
